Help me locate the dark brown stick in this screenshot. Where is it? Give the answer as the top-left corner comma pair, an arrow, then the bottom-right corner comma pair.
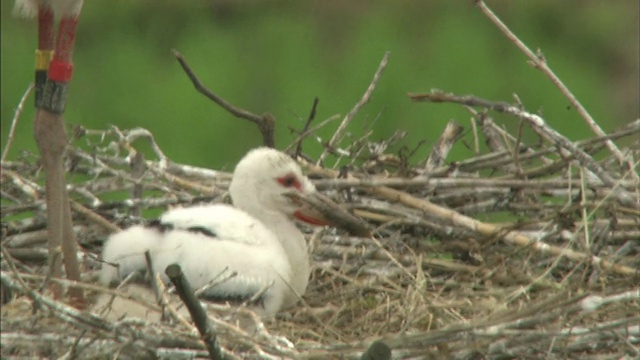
172,49 -> 275,148
165,264 -> 223,360
360,340 -> 391,360
292,97 -> 320,158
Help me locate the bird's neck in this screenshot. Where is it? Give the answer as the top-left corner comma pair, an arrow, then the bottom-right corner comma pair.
238,205 -> 310,296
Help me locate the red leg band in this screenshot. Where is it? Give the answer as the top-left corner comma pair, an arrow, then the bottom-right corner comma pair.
48,59 -> 74,83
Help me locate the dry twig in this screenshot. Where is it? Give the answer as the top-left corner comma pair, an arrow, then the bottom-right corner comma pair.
2,8 -> 638,359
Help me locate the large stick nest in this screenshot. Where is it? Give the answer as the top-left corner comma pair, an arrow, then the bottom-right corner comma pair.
2,112 -> 638,359
2,4 -> 639,359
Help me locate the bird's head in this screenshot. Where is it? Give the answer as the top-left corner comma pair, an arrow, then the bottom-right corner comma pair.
229,147 -> 330,225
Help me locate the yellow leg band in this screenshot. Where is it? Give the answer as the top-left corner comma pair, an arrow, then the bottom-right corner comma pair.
35,50 -> 55,71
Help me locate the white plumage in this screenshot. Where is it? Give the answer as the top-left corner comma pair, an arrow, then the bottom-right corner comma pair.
100,147 -> 332,317
14,0 -> 84,18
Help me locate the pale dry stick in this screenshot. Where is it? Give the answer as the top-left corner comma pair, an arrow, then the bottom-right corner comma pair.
492,317 -> 640,338
1,246 -> 37,302
476,112 -> 511,154
477,112 -> 524,175
161,171 -> 221,195
4,229 -> 49,248
424,120 -> 464,172
579,167 -> 592,249
68,147 -> 150,185
370,186 -> 638,277
347,130 -> 375,168
564,157 -> 640,265
380,294 -> 575,350
126,128 -> 168,165
527,166 -> 585,293
84,127 -> 228,185
579,289 -> 640,313
475,1 -> 634,178
4,272 -> 162,307
2,272 -> 203,354
71,186 -> 102,207
1,83 -> 34,162
154,273 -> 193,329
314,177 -> 638,191
315,235 -> 483,275
476,106 -> 555,165
478,323 -> 638,358
369,235 -> 417,282
0,333 -> 150,358
306,227 -> 325,257
498,104 -> 639,208
243,318 -> 300,359
157,349 -> 222,360
2,168 -> 41,199
130,151 -> 145,218
70,145 -> 217,196
70,200 -> 121,233
17,272 -> 195,330
165,161 -> 230,181
284,115 -> 341,153
113,127 -> 170,170
202,308 -> 296,358
14,270 -> 179,334
112,127 -> 224,195
316,261 -> 404,295
436,119 -> 639,175
466,106 -> 553,166
496,321 -> 640,357
485,292 -> 639,336
513,116 -> 528,175
411,91 -> 639,208
5,226 -> 85,248
192,268 -> 237,297
469,116 -> 480,154
305,163 -> 637,277
317,52 -> 391,166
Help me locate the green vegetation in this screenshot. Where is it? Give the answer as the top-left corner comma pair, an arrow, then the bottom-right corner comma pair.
2,1 -> 637,169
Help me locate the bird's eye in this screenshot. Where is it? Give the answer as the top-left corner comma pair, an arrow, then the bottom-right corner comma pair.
277,174 -> 300,189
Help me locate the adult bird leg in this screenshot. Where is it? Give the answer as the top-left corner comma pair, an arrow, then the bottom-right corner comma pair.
32,0 -> 85,305
32,1 -> 64,299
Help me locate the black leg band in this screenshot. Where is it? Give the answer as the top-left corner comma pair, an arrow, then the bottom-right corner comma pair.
39,80 -> 69,114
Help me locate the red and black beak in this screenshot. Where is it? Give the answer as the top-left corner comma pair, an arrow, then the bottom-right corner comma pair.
285,192 -> 372,237
294,206 -> 331,226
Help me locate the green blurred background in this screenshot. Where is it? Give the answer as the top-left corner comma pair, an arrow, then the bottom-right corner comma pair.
2,0 -> 638,170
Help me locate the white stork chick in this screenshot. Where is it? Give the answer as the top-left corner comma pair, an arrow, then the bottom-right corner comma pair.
100,147 -> 338,317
